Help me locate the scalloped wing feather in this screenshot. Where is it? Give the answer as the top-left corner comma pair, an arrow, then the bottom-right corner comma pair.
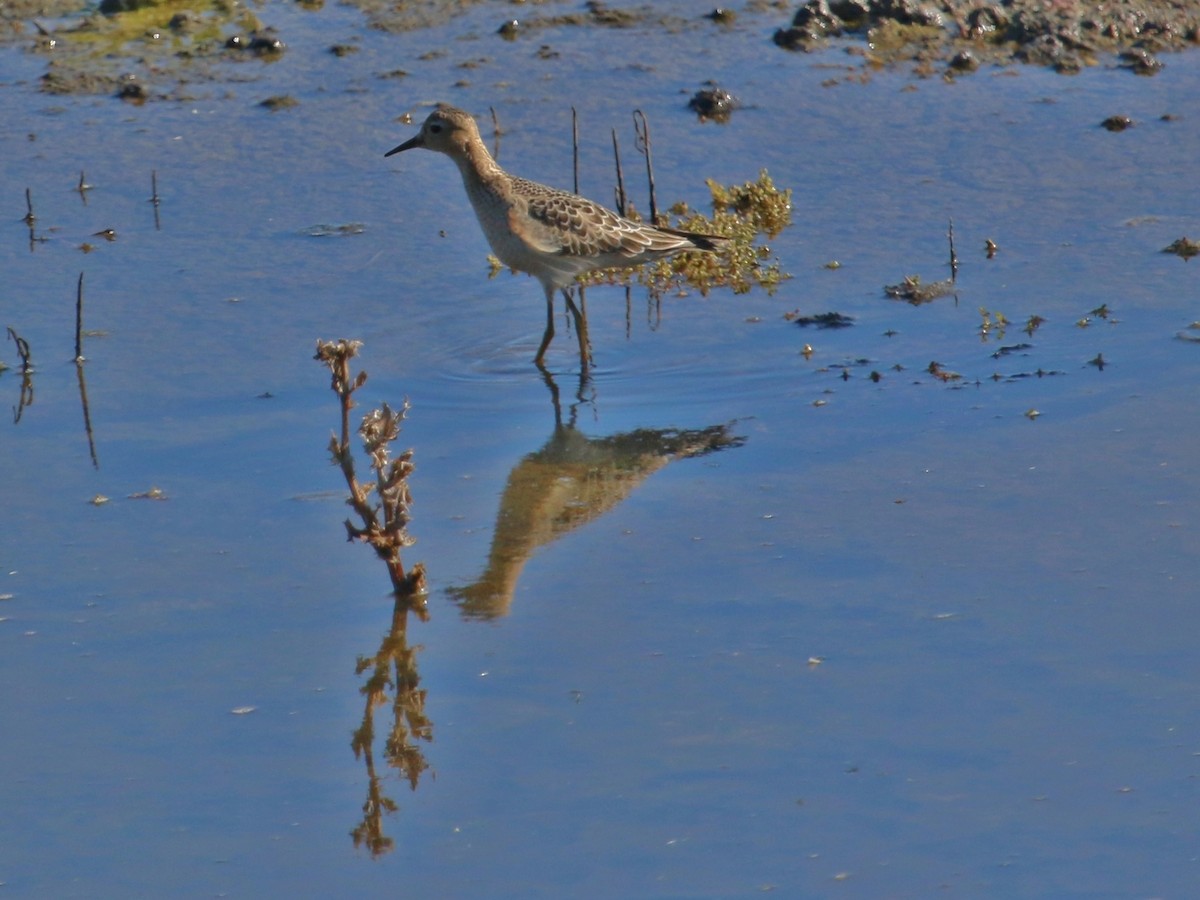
518,179 -> 703,261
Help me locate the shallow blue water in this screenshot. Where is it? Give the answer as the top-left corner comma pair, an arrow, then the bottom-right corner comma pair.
2,2 -> 1200,896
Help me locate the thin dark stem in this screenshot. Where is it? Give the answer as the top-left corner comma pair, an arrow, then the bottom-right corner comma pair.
571,106 -> 580,195
633,109 -> 657,223
7,326 -> 33,423
611,128 -> 627,217
948,218 -> 958,282
150,170 -> 161,230
76,360 -> 98,469
74,272 -> 85,363
7,326 -> 31,372
489,106 -> 501,161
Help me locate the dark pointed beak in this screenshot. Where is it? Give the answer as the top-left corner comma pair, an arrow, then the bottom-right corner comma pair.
384,134 -> 423,157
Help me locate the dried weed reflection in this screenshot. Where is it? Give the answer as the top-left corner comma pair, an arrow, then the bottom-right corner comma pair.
5,326 -> 35,424
349,592 -> 431,857
5,267 -> 99,461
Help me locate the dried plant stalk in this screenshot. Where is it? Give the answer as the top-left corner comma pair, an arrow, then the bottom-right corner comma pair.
314,339 -> 426,609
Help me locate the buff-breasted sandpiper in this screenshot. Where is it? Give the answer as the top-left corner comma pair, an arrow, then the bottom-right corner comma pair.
386,104 -> 729,368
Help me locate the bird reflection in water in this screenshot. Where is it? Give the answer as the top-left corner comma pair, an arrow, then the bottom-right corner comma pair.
450,368 -> 745,619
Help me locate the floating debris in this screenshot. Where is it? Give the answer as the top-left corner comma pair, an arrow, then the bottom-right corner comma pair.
1177,323 -> 1200,342
1162,237 -> 1200,259
991,343 -> 1033,359
128,486 -> 167,500
305,223 -> 366,237
260,95 -> 298,111
787,311 -> 854,329
885,275 -> 954,305
978,307 -> 1009,340
927,361 -> 961,382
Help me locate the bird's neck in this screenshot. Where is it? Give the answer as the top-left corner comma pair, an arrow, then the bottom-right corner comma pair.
452,138 -> 508,195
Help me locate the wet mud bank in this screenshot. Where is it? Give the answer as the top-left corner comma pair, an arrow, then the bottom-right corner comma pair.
3,0 -> 1199,102
774,0 -> 1200,76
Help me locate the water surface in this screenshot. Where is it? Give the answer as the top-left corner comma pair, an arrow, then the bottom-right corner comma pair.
2,2 -> 1199,896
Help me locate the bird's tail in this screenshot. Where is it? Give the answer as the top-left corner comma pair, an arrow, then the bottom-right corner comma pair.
659,227 -> 732,253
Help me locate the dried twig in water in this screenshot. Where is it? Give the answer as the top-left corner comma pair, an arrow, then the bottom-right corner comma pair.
489,106 -> 501,161
948,219 -> 958,281
7,326 -> 34,423
611,128 -> 627,217
23,188 -> 35,226
314,339 -> 426,610
148,170 -> 161,230
571,106 -> 580,196
633,109 -> 658,223
7,326 -> 31,372
74,272 -> 85,363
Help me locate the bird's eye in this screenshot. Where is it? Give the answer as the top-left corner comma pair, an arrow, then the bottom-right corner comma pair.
430,124 -> 442,133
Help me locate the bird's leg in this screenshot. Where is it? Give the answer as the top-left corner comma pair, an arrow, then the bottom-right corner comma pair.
562,287 -> 591,371
535,283 -> 555,366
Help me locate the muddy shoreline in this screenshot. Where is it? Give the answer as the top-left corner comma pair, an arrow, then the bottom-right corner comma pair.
3,0 -> 1198,100
773,0 -> 1200,76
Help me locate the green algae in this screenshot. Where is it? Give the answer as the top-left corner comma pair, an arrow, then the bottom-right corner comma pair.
579,169 -> 793,298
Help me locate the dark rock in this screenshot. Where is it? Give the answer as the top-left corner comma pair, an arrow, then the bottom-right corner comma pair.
688,87 -> 737,122
965,5 -> 1008,40
1120,47 -> 1163,74
948,49 -> 978,71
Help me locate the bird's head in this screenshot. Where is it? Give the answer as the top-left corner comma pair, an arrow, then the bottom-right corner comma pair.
385,105 -> 480,158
